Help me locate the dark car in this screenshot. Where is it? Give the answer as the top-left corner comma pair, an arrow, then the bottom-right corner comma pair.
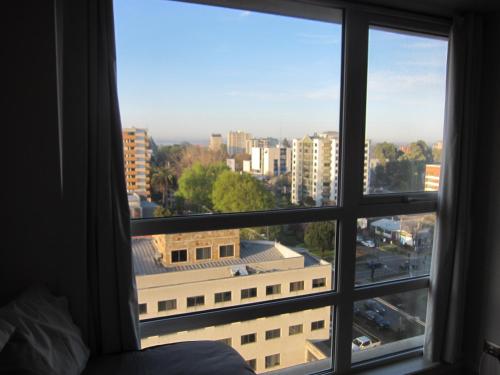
374,315 -> 390,330
364,300 -> 387,315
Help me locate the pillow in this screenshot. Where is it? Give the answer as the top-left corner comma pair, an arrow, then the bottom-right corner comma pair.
0,285 -> 90,375
0,319 -> 15,352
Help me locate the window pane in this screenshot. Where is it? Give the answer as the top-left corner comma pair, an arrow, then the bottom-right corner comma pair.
115,1 -> 343,218
355,213 -> 435,286
352,289 -> 428,363
141,307 -> 334,374
365,27 -> 447,194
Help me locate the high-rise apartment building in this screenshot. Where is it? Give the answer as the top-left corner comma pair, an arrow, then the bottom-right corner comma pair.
134,229 -> 332,373
123,127 -> 152,200
424,164 -> 441,191
250,146 -> 292,176
291,133 -> 370,206
209,133 -> 223,151
227,131 -> 252,155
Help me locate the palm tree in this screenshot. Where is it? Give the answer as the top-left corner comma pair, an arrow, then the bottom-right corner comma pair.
151,164 -> 175,208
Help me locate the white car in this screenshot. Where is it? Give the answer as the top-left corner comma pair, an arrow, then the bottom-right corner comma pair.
361,239 -> 376,248
352,336 -> 380,352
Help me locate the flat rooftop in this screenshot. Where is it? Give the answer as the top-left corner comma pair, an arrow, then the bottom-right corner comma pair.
132,238 -> 322,276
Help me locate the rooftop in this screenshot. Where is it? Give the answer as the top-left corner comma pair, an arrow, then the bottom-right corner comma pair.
132,238 -> 323,276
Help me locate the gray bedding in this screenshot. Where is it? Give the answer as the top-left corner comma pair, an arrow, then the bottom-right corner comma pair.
82,341 -> 255,375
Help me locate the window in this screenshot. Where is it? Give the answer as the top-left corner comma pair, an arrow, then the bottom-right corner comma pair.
217,338 -> 232,346
265,354 -> 280,369
266,284 -> 281,296
118,1 -> 449,373
311,320 -> 325,331
186,296 -> 205,307
312,278 -> 326,288
241,288 -> 257,299
290,281 -> 304,292
196,247 -> 211,260
289,324 -> 303,335
214,291 -> 231,303
138,303 -> 147,315
246,359 -> 256,371
158,299 -> 176,312
265,328 -> 281,340
171,249 -> 187,263
219,244 -> 234,258
241,333 -> 256,345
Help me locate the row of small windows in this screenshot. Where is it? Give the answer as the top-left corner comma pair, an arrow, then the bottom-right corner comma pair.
138,278 -> 326,314
239,321 -> 325,345
171,244 -> 235,263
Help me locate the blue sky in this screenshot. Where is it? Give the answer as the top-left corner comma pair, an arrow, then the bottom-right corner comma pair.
114,0 -> 448,145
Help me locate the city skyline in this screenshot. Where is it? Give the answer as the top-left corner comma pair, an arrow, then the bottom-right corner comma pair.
114,0 -> 448,144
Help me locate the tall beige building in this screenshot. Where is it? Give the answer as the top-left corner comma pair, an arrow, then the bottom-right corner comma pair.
250,146 -> 292,176
123,127 -> 152,200
291,132 -> 370,206
133,229 -> 332,373
209,133 -> 223,151
227,131 -> 252,155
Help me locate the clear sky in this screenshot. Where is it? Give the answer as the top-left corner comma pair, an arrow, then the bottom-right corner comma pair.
114,0 -> 448,145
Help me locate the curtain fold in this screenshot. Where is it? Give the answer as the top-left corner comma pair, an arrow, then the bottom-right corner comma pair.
58,0 -> 139,354
424,14 -> 482,364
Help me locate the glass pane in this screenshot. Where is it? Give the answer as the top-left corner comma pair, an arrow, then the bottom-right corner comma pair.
352,289 -> 427,363
141,307 -> 334,373
355,213 -> 435,286
365,27 -> 447,194
114,0 -> 342,218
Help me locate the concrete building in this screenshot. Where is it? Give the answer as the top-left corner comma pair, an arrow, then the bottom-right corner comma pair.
133,229 -> 332,373
291,133 -> 370,206
424,164 -> 441,191
209,133 -> 223,152
245,137 -> 279,154
227,131 -> 252,155
250,146 -> 292,176
123,127 -> 152,200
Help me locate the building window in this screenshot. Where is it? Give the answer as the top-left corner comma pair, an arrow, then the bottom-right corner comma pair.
219,244 -> 234,258
138,303 -> 147,315
246,359 -> 256,371
290,281 -> 304,292
158,299 -> 176,312
266,284 -> 281,295
214,291 -> 232,303
265,328 -> 281,340
196,246 -> 211,260
217,338 -> 232,346
312,278 -> 326,288
311,320 -> 325,331
265,354 -> 280,369
241,333 -> 256,345
171,249 -> 187,263
289,324 -> 303,335
187,295 -> 205,307
241,288 -> 257,299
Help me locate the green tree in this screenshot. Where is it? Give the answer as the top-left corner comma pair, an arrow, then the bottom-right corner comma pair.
373,142 -> 400,165
151,166 -> 175,207
304,221 -> 336,261
176,162 -> 228,211
403,140 -> 433,162
212,171 -> 275,212
154,206 -> 172,217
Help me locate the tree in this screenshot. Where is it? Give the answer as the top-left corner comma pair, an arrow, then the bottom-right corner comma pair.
151,166 -> 175,207
212,171 -> 275,212
176,162 -> 228,211
304,221 -> 336,260
154,206 -> 172,217
179,145 -> 227,171
373,142 -> 400,165
432,147 -> 442,163
303,196 -> 316,207
281,138 -> 291,148
403,140 -> 433,162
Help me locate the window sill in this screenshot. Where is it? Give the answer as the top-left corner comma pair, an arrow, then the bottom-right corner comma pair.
352,357 -> 461,375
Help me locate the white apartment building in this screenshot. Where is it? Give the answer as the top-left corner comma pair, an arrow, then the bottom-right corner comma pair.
251,146 -> 292,176
291,133 -> 370,206
209,133 -> 223,151
245,137 -> 279,154
227,131 -> 252,155
123,127 -> 152,200
133,229 -> 332,373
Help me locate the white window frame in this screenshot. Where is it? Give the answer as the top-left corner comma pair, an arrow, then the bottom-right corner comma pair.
129,1 -> 451,373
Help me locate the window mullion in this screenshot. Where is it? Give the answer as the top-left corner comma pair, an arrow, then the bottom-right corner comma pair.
335,8 -> 369,373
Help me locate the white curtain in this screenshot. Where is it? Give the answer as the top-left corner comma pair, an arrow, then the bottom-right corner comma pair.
424,14 -> 482,364
57,0 -> 139,354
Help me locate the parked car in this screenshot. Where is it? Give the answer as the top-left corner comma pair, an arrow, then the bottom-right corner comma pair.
373,315 -> 390,330
352,336 -> 381,352
364,300 -> 387,315
361,239 -> 376,248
